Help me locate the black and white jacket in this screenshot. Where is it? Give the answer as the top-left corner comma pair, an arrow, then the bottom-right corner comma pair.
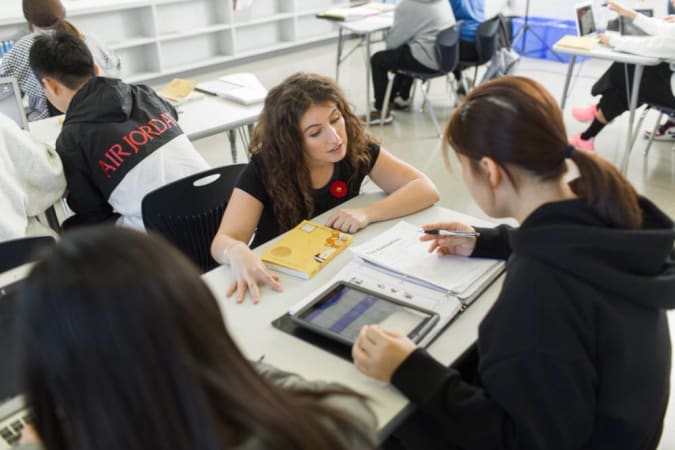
56,77 -> 209,230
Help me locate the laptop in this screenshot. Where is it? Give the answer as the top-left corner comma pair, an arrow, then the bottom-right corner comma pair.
0,264 -> 33,449
575,2 -> 597,37
620,8 -> 654,36
0,77 -> 29,131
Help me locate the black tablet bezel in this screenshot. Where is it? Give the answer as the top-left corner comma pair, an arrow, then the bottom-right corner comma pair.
290,281 -> 440,346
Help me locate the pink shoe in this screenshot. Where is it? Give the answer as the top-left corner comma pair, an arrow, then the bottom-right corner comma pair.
569,132 -> 595,152
572,104 -> 598,123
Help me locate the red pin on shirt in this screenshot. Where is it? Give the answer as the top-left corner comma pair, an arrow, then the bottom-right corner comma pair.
329,180 -> 348,198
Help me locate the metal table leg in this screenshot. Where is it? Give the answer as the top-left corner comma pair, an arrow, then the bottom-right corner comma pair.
560,55 -> 576,110
620,64 -> 644,174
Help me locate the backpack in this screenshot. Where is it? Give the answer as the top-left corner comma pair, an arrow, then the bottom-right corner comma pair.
481,14 -> 520,83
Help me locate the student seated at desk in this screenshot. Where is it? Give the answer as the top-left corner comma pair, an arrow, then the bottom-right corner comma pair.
29,31 -> 208,230
365,0 -> 455,123
211,72 -> 439,303
353,77 -> 675,450
570,0 -> 675,151
15,227 -> 377,450
0,0 -> 120,121
0,112 -> 65,241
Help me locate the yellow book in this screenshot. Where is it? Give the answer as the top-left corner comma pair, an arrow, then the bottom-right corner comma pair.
556,35 -> 597,51
261,220 -> 353,279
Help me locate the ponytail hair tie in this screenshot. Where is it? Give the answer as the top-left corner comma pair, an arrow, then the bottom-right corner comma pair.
564,145 -> 575,159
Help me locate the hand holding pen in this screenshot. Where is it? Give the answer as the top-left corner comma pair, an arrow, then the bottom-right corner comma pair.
419,222 -> 478,257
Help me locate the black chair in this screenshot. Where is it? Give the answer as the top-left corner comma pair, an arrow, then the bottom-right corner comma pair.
456,16 -> 501,93
142,164 -> 247,273
0,236 -> 55,274
381,22 -> 462,136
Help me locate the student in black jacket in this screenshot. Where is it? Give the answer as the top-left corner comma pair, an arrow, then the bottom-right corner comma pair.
29,31 -> 208,229
352,76 -> 675,450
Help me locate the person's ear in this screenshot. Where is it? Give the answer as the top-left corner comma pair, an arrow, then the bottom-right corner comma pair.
41,77 -> 60,97
479,157 -> 502,189
93,64 -> 100,77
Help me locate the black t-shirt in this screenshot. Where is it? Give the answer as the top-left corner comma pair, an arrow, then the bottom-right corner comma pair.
237,143 -> 381,248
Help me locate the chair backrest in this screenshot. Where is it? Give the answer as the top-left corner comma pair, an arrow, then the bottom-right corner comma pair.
475,17 -> 501,66
0,236 -> 55,274
142,164 -> 247,273
434,22 -> 462,74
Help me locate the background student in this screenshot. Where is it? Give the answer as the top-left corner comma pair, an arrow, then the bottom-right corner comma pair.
353,76 -> 675,450
211,72 -> 439,303
30,31 -> 208,230
0,112 -> 65,241
0,0 -> 120,120
570,0 -> 675,151
366,0 -> 455,123
448,0 -> 485,91
15,227 -> 377,450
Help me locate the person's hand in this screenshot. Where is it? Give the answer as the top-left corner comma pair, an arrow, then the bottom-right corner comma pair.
419,222 -> 477,256
20,424 -> 40,445
664,15 -> 675,23
604,1 -> 637,20
225,242 -> 283,304
598,34 -> 611,45
326,208 -> 370,233
352,325 -> 417,382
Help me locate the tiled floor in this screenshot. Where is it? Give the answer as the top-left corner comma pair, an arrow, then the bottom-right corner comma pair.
188,40 -> 675,447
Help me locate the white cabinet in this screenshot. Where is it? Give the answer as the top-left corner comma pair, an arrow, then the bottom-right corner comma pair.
0,0 -> 346,83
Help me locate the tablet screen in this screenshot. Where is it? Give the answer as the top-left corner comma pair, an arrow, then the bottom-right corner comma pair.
294,283 -> 436,344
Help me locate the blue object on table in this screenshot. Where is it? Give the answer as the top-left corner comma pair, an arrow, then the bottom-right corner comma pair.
511,17 -> 586,63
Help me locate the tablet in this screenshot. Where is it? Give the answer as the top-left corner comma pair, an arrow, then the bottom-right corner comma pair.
290,281 -> 439,346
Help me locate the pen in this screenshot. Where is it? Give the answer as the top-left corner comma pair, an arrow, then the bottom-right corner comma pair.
420,229 -> 480,238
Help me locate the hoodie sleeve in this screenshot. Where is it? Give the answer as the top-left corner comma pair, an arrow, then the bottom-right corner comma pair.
0,114 -> 66,216
391,266 -> 597,450
471,224 -> 513,260
56,128 -> 119,227
606,15 -> 675,59
385,1 -> 417,49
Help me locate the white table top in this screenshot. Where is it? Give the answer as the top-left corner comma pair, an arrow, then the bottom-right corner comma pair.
28,94 -> 262,147
553,38 -> 662,66
337,12 -> 393,34
201,193 -> 503,436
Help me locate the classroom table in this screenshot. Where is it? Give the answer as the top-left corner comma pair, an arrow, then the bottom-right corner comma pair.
201,193 -> 503,439
29,94 -> 262,163
553,40 -> 662,174
328,13 -> 394,125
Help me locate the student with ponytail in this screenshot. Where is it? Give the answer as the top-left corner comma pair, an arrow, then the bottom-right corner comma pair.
353,76 -> 675,450
0,0 -> 120,120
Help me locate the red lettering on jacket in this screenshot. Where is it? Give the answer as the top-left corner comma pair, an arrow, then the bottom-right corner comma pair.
98,114 -> 180,180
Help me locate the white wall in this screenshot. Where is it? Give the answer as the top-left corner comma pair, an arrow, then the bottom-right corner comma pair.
504,0 -> 667,20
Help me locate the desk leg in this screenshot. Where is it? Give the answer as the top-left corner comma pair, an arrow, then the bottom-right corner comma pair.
228,129 -> 237,163
620,64 -> 644,174
336,27 -> 344,82
560,56 -> 576,110
364,32 -> 372,126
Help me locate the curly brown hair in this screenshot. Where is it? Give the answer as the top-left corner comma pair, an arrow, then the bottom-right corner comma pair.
249,73 -> 376,233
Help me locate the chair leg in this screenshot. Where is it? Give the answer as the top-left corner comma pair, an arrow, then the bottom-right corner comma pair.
472,66 -> 479,88
628,105 -> 649,155
381,72 -> 396,126
420,80 -> 441,137
644,111 -> 663,157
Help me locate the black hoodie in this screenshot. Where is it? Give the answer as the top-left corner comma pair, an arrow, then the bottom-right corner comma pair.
392,197 -> 675,450
56,77 -> 208,229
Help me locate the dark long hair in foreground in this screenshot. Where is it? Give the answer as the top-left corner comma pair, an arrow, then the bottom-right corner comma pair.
18,227 -> 372,450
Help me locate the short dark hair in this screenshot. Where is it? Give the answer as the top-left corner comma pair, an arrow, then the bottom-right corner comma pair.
29,31 -> 95,90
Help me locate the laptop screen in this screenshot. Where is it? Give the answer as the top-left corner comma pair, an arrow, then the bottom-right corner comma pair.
0,77 -> 29,131
0,278 -> 23,406
575,2 -> 596,37
620,9 -> 653,36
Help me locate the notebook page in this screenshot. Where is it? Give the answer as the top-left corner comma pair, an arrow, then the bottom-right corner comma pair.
350,221 -> 502,295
